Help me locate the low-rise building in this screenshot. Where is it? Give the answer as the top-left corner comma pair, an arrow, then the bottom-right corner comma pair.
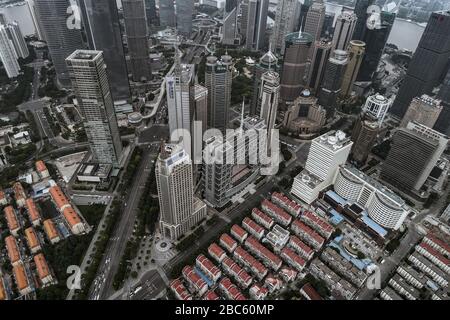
35,160 -> 50,179
13,182 -> 26,207
62,206 -> 85,235
415,242 -> 450,274
182,265 -> 208,297
245,236 -> 282,271
196,255 -> 221,283
222,256 -> 253,289
43,219 -> 61,244
291,220 -> 325,250
170,279 -> 192,300
208,243 -> 226,263
300,283 -> 323,300
13,263 -> 32,296
288,235 -> 314,261
388,274 -> 420,300
220,233 -> 238,253
380,286 -> 404,300
49,185 -> 71,212
203,290 -> 219,300
219,277 -> 246,300
249,283 -> 269,300
261,199 -> 292,227
230,224 -> 248,243
321,247 -> 367,287
242,217 -> 265,240
280,247 -> 306,272
279,267 -> 298,283
396,265 -> 427,289
271,192 -> 302,217
0,189 -> 8,205
233,246 -> 268,280
264,275 -> 283,293
25,198 -> 41,226
408,252 -> 449,288
34,253 -> 54,285
252,208 -> 274,230
25,227 -> 41,254
4,205 -> 20,236
300,211 -> 335,239
263,224 -> 290,252
5,235 -> 21,266
423,234 -> 450,258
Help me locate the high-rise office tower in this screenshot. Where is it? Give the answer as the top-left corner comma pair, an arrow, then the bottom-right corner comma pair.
166,63 -> 195,154
259,70 -> 280,148
252,48 -> 278,115
308,39 -> 332,94
340,40 -> 365,97
80,0 -> 131,102
156,143 -> 207,241
245,0 -> 269,51
35,0 -> 84,88
291,130 -> 353,204
352,0 -> 374,41
318,50 -> 348,112
363,93 -> 392,126
331,11 -> 357,51
26,0 -> 45,41
145,0 -> 159,27
0,25 -> 21,78
221,6 -> 238,45
380,121 -> 449,193
357,11 -> 395,81
205,54 -> 233,133
351,113 -> 381,164
392,11 -> 450,118
240,0 -> 249,41
400,95 -> 443,129
177,0 -> 194,38
5,21 -> 29,59
298,0 -> 312,31
304,0 -> 326,41
322,13 -> 335,39
194,84 -> 208,136
280,31 -> 314,103
270,0 -> 301,54
0,13 -> 7,25
435,67 -> 450,135
66,50 -> 123,165
226,0 -> 238,13
122,0 -> 151,82
159,0 -> 176,28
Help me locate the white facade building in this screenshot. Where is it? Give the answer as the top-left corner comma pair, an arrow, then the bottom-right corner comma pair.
0,25 -> 20,78
363,94 -> 392,126
6,21 -> 29,59
291,130 -> 353,204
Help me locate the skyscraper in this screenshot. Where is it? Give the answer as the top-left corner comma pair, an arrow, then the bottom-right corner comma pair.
26,0 -> 45,40
304,0 -> 326,41
5,21 -> 29,59
352,0 -> 374,41
307,39 -> 332,94
166,63 -> 195,154
205,54 -> 233,133
351,113 -> 381,164
159,0 -> 176,28
340,40 -> 365,97
331,11 -> 357,51
245,0 -> 269,51
122,0 -> 151,82
80,0 -> 131,102
176,0 -> 194,38
66,50 -> 123,165
391,11 -> 450,118
380,121 -> 449,193
318,49 -> 348,112
270,0 -> 301,54
221,6 -> 238,45
156,143 -> 207,241
363,93 -> 392,126
35,0 -> 84,88
435,67 -> 450,135
251,48 -> 278,115
0,25 -> 21,78
291,130 -> 353,204
240,0 -> 249,40
280,31 -> 314,103
194,84 -> 208,136
259,70 -> 280,148
145,0 -> 158,27
357,10 -> 395,81
400,95 -> 443,129
298,0 -> 312,31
